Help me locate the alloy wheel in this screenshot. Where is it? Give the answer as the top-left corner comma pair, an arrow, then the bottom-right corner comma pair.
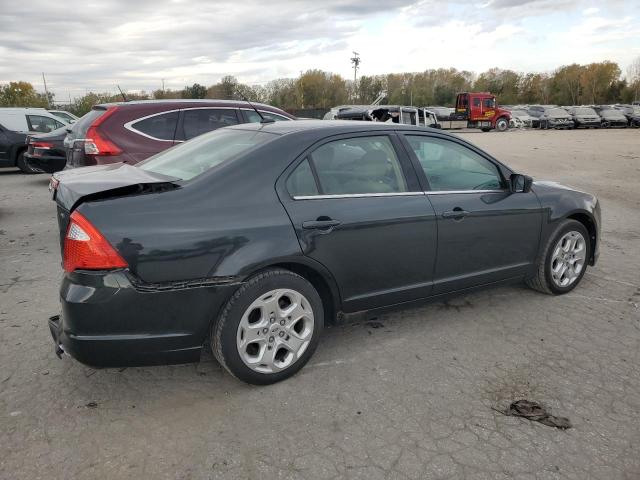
236,288 -> 315,374
550,231 -> 587,288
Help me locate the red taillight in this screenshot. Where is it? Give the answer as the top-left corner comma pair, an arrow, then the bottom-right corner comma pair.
63,211 -> 128,272
84,107 -> 122,156
32,141 -> 54,149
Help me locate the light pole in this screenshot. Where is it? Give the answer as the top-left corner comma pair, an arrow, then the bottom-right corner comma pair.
351,51 -> 361,101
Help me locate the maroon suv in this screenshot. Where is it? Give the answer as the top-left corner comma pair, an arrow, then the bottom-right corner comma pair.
64,100 -> 295,168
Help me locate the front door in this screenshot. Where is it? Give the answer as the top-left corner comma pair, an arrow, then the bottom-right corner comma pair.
279,133 -> 438,312
401,133 -> 543,294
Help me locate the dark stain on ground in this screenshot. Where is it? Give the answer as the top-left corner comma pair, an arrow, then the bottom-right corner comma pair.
364,321 -> 385,329
437,300 -> 474,312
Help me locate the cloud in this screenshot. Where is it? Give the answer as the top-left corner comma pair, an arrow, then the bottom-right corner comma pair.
0,0 -> 637,100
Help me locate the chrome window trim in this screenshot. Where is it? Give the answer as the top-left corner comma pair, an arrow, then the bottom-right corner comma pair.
293,192 -> 424,200
124,106 -> 240,142
426,189 -> 507,195
124,108 -> 182,142
293,189 -> 508,200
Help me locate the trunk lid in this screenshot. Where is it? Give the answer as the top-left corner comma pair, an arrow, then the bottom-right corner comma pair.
51,162 -> 180,211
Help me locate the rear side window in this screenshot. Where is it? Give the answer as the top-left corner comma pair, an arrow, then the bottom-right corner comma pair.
130,111 -> 178,141
287,159 -> 318,197
27,115 -> 64,133
308,136 -> 407,195
182,108 -> 239,140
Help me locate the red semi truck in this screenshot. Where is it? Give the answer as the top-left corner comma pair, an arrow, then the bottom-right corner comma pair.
450,92 -> 511,132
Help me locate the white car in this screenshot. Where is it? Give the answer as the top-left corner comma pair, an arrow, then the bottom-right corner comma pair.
0,108 -> 70,172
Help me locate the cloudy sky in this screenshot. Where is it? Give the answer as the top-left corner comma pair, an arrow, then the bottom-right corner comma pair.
0,0 -> 638,100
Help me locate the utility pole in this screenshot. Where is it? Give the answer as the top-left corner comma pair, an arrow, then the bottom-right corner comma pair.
351,52 -> 361,101
42,72 -> 51,108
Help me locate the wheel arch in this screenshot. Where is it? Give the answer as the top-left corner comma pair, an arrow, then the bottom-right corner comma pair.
566,211 -> 597,265
243,258 -> 342,325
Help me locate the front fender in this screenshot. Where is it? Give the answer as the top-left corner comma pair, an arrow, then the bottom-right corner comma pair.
532,181 -> 601,265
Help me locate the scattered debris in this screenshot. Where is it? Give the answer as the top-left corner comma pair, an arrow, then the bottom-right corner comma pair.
496,400 -> 572,429
85,401 -> 98,409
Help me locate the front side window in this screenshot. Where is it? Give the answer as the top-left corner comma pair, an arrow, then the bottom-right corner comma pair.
244,110 -> 291,123
406,135 -> 504,191
182,108 -> 239,140
139,128 -> 275,181
26,115 -> 63,133
130,111 -> 179,141
483,98 -> 495,109
309,136 -> 407,195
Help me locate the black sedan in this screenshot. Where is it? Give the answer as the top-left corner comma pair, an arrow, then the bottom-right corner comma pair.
593,106 -> 628,128
48,121 -> 601,384
24,125 -> 68,173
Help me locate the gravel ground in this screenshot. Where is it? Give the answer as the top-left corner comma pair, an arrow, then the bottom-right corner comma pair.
1,128 -> 639,480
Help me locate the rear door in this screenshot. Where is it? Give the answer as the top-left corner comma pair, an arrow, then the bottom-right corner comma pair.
401,133 -> 542,294
176,108 -> 240,141
279,132 -> 438,312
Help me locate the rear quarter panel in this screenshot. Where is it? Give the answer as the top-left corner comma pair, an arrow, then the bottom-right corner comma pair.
75,136 -> 308,284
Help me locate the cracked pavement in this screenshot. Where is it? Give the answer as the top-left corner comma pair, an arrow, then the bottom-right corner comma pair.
1,129 -> 639,479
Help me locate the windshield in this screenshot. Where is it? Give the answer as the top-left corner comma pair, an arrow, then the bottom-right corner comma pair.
573,107 -> 596,115
139,128 -> 276,180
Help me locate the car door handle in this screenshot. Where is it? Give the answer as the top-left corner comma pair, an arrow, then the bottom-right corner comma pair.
302,219 -> 341,230
442,209 -> 469,219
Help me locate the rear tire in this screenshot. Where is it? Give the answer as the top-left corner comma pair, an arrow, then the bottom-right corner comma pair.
16,151 -> 38,174
211,268 -> 323,385
526,220 -> 590,295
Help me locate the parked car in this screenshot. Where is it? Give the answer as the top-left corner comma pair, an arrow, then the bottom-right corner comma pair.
593,106 -> 628,128
566,107 -> 601,128
49,110 -> 79,124
613,105 -> 640,127
0,108 -> 69,173
507,109 -> 534,128
528,106 -> 573,129
23,125 -> 68,173
48,120 -> 600,384
63,100 -> 295,168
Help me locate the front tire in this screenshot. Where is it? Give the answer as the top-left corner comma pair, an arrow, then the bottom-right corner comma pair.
526,220 -> 590,295
211,269 -> 323,385
495,117 -> 509,132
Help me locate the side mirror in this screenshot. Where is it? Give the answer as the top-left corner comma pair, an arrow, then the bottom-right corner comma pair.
510,174 -> 533,193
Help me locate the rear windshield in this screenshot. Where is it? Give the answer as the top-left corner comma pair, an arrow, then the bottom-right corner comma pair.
138,128 -> 276,180
71,108 -> 106,137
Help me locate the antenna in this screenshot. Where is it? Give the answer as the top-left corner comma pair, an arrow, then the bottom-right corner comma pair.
238,90 -> 274,124
117,85 -> 129,102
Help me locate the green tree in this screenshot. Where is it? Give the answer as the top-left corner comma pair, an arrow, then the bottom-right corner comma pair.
0,81 -> 51,107
182,83 -> 207,99
580,61 -> 621,104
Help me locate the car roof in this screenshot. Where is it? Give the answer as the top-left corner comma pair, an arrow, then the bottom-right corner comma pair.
227,119 -> 452,137
95,99 -> 284,110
